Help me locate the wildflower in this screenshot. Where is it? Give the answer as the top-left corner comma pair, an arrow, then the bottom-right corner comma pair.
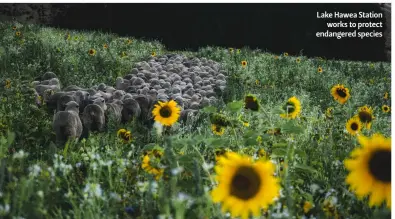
117,128 -> 132,143
103,44 -> 108,49
280,96 -> 302,119
284,52 -> 289,56
229,48 -> 234,53
151,51 -> 156,57
88,49 -> 96,56
12,26 -> 17,30
382,105 -> 390,113
331,84 -> 351,104
5,79 -> 10,89
126,39 -> 132,44
345,116 -> 362,136
211,124 -> 225,136
211,152 -> 280,219
15,31 -> 21,37
241,60 -> 247,67
344,134 -> 391,208
152,100 -> 180,126
296,58 -> 301,63
318,66 -> 323,73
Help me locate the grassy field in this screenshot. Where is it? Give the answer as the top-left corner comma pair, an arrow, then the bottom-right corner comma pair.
0,21 -> 391,219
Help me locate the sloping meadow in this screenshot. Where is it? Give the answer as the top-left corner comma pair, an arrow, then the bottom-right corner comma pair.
0,21 -> 391,219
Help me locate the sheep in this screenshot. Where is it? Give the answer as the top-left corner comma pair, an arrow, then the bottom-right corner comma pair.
52,101 -> 82,146
81,97 -> 107,138
121,98 -> 141,124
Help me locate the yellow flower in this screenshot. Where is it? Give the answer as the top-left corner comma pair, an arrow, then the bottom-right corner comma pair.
211,152 -> 280,219
152,100 -> 180,126
15,31 -> 21,37
103,44 -> 108,49
126,39 -> 132,44
241,60 -> 247,67
330,84 -> 351,104
237,49 -> 241,54
229,48 -> 234,53
151,51 -> 156,57
5,79 -> 11,89
280,96 -> 301,119
325,107 -> 334,119
384,92 -> 389,100
141,149 -> 164,180
12,26 -> 17,30
88,49 -> 96,56
211,124 -> 225,136
357,105 -> 374,129
284,52 -> 289,56
274,55 -> 279,60
346,116 -> 362,136
344,134 -> 391,209
318,66 -> 323,73
256,136 -> 263,145
296,58 -> 301,63
243,121 -> 249,127
255,79 -> 259,85
382,105 -> 390,113
244,94 -> 260,111
303,201 -> 313,213
121,51 -> 127,57
117,128 -> 132,143
256,148 -> 269,160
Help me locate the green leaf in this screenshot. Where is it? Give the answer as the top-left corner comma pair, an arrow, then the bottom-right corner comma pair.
226,101 -> 244,113
201,106 -> 217,113
294,163 -> 317,174
281,121 -> 304,134
272,142 -> 288,148
271,148 -> 287,156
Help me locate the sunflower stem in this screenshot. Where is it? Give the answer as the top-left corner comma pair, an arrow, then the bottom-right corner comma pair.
284,137 -> 295,217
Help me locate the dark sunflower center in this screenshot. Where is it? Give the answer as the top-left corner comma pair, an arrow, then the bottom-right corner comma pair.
368,150 -> 391,183
230,166 -> 261,200
336,88 -> 347,98
358,111 -> 372,123
215,125 -> 222,132
245,96 -> 259,111
350,123 -> 359,131
384,106 -> 389,111
159,106 -> 172,118
283,102 -> 295,114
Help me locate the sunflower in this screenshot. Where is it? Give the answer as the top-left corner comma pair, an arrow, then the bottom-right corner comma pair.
346,116 -> 362,136
103,44 -> 108,49
303,201 -> 313,214
255,79 -> 259,85
325,107 -> 334,119
284,52 -> 289,56
152,100 -> 180,126
15,31 -> 21,37
242,121 -> 249,127
274,56 -> 279,60
211,124 -> 225,136
384,92 -> 389,100
280,96 -> 301,119
229,48 -> 234,53
318,66 -> 323,73
382,105 -> 390,113
330,84 -> 350,104
12,26 -> 17,30
357,105 -> 374,129
215,148 -> 231,161
211,152 -> 280,219
141,149 -> 164,180
243,94 -> 260,111
88,49 -> 96,56
344,134 -> 391,208
65,33 -> 71,40
256,136 -> 263,145
241,60 -> 247,68
296,58 -> 301,63
151,51 -> 156,57
237,49 -> 241,54
5,79 -> 11,89
256,148 -> 269,160
323,199 -> 339,218
210,113 -> 231,127
126,39 -> 132,44
121,51 -> 127,57
117,128 -> 132,143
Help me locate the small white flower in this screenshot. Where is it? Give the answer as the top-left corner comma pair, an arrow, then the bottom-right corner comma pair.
154,122 -> 163,136
37,190 -> 44,198
29,164 -> 41,177
109,192 -> 122,202
171,166 -> 184,175
202,162 -> 214,171
12,150 -> 28,159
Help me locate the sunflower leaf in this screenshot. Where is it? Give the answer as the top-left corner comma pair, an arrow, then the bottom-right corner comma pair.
226,101 -> 244,113
294,164 -> 317,174
201,106 -> 217,114
281,121 -> 304,134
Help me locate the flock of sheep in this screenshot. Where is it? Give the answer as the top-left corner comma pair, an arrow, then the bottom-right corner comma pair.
30,54 -> 228,145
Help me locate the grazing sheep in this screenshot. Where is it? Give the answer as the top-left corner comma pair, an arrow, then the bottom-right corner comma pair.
81,97 -> 107,136
52,101 -> 82,145
105,100 -> 124,126
57,94 -> 77,112
41,72 -> 58,81
121,98 -> 141,123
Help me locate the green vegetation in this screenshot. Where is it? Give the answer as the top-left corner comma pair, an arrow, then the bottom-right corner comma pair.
0,21 -> 391,219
